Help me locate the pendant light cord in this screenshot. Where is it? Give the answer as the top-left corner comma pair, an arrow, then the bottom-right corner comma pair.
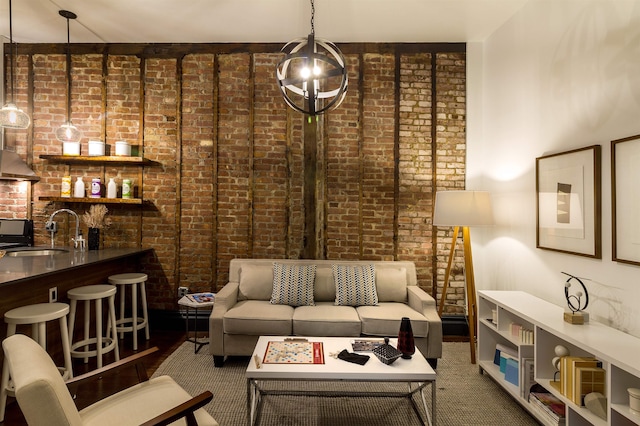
310,0 -> 315,35
8,0 -> 15,104
65,14 -> 72,122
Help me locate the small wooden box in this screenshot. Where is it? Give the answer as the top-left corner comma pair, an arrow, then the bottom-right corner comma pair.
564,312 -> 585,324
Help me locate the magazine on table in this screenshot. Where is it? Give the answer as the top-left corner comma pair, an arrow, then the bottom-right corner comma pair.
187,292 -> 216,303
350,339 -> 385,352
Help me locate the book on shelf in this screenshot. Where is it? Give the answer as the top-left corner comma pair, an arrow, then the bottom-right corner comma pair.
528,397 -> 566,426
529,386 -> 566,426
574,366 -> 606,406
504,357 -> 519,386
187,292 -> 216,303
559,356 -> 602,401
500,351 -> 518,374
521,358 -> 536,399
495,343 -> 517,369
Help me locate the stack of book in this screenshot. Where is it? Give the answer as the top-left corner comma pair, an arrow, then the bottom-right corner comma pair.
559,356 -> 605,406
494,343 -> 519,386
529,389 -> 566,426
509,322 -> 534,344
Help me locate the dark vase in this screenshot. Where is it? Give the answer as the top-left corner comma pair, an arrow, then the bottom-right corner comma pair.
88,227 -> 100,250
397,317 -> 415,359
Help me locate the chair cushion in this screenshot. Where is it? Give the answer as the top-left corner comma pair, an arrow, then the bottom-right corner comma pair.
223,300 -> 293,335
80,376 -> 217,426
333,264 -> 378,306
270,263 -> 316,306
357,303 -> 429,337
293,303 -> 361,336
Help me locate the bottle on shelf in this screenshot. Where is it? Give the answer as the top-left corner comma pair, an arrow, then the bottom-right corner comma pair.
61,176 -> 71,198
74,177 -> 85,198
91,178 -> 101,198
107,178 -> 117,199
122,178 -> 132,199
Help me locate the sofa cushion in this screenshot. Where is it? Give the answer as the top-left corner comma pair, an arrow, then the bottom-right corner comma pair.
356,303 -> 429,337
293,303 -> 361,336
313,267 -> 335,302
333,264 -> 378,306
238,264 -> 273,301
223,300 -> 293,335
375,266 -> 408,303
270,263 -> 316,306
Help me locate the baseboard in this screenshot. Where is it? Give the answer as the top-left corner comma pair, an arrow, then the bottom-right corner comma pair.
442,315 -> 469,337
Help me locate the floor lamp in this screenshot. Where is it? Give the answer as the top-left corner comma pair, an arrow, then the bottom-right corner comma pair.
433,190 -> 494,364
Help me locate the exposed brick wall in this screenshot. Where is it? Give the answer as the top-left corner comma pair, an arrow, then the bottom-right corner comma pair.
434,52 -> 468,314
398,53 -> 435,293
1,45 -> 466,313
179,54 -> 216,294
141,58 -> 179,310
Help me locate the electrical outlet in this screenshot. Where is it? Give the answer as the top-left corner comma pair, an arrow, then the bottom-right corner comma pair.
49,287 -> 58,303
45,221 -> 57,233
178,286 -> 189,298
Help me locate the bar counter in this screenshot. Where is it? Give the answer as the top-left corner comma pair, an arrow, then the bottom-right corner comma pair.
0,247 -> 153,286
0,246 -> 154,371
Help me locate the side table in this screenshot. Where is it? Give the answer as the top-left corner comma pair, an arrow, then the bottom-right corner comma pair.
178,293 -> 215,354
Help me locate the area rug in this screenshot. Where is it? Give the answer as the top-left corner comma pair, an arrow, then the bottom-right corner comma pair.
152,341 -> 538,425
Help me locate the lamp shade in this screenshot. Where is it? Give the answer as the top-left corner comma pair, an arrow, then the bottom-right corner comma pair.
0,103 -> 30,129
55,122 -> 83,143
433,190 -> 494,227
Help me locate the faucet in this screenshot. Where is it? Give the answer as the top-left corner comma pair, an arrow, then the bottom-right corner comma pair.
46,208 -> 83,249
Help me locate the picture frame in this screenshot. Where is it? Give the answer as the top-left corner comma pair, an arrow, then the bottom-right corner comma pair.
536,145 -> 601,258
611,134 -> 640,265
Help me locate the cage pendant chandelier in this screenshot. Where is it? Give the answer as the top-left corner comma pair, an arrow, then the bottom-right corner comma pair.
55,10 -> 82,143
0,0 -> 31,129
276,0 -> 348,117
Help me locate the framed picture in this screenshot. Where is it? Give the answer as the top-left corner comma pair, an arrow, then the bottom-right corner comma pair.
536,145 -> 601,258
612,134 -> 640,265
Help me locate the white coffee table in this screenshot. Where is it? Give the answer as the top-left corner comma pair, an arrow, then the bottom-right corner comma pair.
246,336 -> 436,426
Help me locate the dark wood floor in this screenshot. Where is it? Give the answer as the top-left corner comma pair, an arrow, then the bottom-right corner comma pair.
1,328 -> 188,425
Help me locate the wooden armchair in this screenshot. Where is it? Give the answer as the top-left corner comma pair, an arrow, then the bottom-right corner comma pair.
2,334 -> 218,426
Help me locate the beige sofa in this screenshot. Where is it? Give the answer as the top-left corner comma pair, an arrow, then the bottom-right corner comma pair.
209,259 -> 442,367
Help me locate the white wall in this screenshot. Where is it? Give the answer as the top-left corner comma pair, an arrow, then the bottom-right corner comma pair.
467,0 -> 640,337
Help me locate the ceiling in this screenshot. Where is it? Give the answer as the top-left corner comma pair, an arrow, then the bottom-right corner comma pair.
0,0 -> 530,44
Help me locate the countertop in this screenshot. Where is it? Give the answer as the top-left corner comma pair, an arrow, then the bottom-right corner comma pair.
0,246 -> 153,286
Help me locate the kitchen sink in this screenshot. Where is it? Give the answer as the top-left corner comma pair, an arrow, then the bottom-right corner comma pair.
6,249 -> 69,257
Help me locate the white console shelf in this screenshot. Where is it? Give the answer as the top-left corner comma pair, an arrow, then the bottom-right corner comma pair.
478,290 -> 640,426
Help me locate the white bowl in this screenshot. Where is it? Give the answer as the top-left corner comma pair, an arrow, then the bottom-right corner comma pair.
115,141 -> 131,156
88,140 -> 105,156
62,141 -> 80,156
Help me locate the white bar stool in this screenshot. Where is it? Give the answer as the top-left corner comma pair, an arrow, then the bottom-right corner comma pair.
0,302 -> 73,422
108,273 -> 150,350
67,284 -> 119,369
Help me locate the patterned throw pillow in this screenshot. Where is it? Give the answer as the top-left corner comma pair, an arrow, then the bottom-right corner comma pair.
270,263 -> 316,306
333,264 -> 378,306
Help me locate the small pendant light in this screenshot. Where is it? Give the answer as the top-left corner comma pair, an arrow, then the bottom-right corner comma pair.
55,10 -> 82,144
0,0 -> 31,129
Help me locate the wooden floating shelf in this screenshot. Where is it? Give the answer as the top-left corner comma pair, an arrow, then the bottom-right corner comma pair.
39,155 -> 154,165
39,196 -> 143,205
